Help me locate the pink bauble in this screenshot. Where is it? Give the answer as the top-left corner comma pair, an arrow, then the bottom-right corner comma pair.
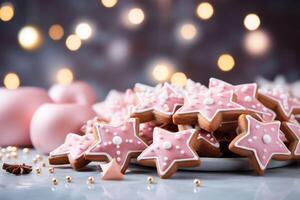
0,87 -> 52,147
30,103 -> 95,154
48,81 -> 97,105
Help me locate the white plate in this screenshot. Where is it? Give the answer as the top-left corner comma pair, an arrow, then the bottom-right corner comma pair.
132,157 -> 293,172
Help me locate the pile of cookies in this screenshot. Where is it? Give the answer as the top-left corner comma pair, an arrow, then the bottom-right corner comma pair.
48,78 -> 300,178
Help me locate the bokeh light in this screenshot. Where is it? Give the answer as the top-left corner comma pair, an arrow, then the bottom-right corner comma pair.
217,54 -> 235,72
0,2 -> 14,22
128,7 -> 145,26
196,2 -> 214,20
244,13 -> 260,31
3,73 -> 20,89
244,30 -> 270,56
48,24 -> 64,41
178,23 -> 198,42
75,22 -> 92,40
65,34 -> 82,51
151,60 -> 174,82
101,0 -> 118,8
171,72 -> 187,86
18,26 -> 43,50
56,68 -> 74,85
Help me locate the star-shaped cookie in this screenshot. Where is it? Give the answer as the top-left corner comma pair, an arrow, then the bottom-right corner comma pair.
281,122 -> 300,158
137,127 -> 200,178
84,118 -> 148,173
229,115 -> 291,175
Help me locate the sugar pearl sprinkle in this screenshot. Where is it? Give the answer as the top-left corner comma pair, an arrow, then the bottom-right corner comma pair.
48,167 -> 54,174
52,178 -> 59,185
87,176 -> 95,184
66,176 -> 72,183
147,176 -> 154,184
194,179 -> 201,187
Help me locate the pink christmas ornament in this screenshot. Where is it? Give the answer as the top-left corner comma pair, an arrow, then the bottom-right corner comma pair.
0,87 -> 52,147
48,81 -> 97,105
30,103 -> 95,154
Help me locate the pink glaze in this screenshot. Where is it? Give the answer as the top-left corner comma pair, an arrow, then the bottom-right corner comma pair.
30,103 -> 95,154
137,128 -> 199,176
100,159 -> 124,180
259,86 -> 300,119
139,121 -> 160,143
49,81 -> 97,105
285,122 -> 300,156
196,127 -> 220,148
85,118 -> 147,170
175,88 -> 245,122
209,78 -> 276,122
185,79 -> 208,95
50,133 -> 94,159
132,83 -> 184,116
234,115 -> 291,170
0,87 -> 52,146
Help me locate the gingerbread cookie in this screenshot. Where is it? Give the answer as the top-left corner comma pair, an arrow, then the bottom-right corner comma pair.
137,127 -> 200,178
281,122 -> 300,159
229,115 -> 291,175
209,78 -> 276,122
48,133 -> 94,170
173,88 -> 245,132
131,82 -> 184,123
84,118 -> 148,173
258,86 -> 300,121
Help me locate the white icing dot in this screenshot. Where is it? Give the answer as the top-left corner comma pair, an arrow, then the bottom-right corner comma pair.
117,157 -> 121,162
253,136 -> 258,140
112,136 -> 122,145
271,127 -> 275,132
163,162 -> 167,166
180,150 -> 185,154
164,157 -> 169,161
116,151 -> 121,155
162,141 -> 172,150
263,148 -> 267,153
255,125 -> 260,129
262,134 -> 272,144
244,96 -> 252,102
248,139 -> 253,142
203,97 -> 214,105
175,145 -> 180,149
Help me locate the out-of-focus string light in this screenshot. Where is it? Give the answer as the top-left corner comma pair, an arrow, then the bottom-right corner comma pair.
244,30 -> 270,56
48,24 -> 64,41
65,34 -> 82,51
171,72 -> 187,86
127,7 -> 145,26
177,23 -> 198,42
151,60 -> 174,82
56,68 -> 74,85
18,26 -> 43,50
0,2 -> 14,22
101,0 -> 118,8
75,23 -> 92,40
196,2 -> 214,20
243,13 -> 260,31
3,73 -> 20,89
217,54 -> 235,72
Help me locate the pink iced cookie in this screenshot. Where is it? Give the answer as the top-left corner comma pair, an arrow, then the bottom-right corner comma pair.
209,78 -> 276,122
258,86 -> 300,121
30,103 -> 95,154
49,81 -> 97,105
184,79 -> 208,95
282,122 -> 300,159
100,159 -> 124,180
85,118 -> 147,173
137,127 -> 200,178
229,115 -> 291,175
48,133 -> 94,169
173,88 -> 245,132
0,87 -> 52,147
131,82 -> 184,123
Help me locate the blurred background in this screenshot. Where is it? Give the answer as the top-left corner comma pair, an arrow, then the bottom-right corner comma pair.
0,0 -> 299,98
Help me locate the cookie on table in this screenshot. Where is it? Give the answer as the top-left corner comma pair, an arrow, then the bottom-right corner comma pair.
84,118 -> 148,173
173,87 -> 245,132
131,82 -> 184,123
258,86 -> 300,121
48,133 -> 94,170
229,115 -> 291,175
137,127 -> 200,179
281,121 -> 300,159
209,78 -> 276,122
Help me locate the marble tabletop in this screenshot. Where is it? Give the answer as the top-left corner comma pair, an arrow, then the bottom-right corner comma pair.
0,149 -> 300,200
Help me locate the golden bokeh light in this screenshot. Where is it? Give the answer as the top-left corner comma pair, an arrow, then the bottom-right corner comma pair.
56,68 -> 74,85
75,23 -> 92,40
244,30 -> 270,56
196,2 -> 214,20
128,8 -> 145,25
217,54 -> 235,72
152,63 -> 172,82
179,23 -> 198,41
65,34 -> 82,51
48,24 -> 64,41
244,13 -> 260,31
171,72 -> 187,86
18,26 -> 42,50
0,2 -> 14,22
101,0 -> 118,8
3,73 -> 20,89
